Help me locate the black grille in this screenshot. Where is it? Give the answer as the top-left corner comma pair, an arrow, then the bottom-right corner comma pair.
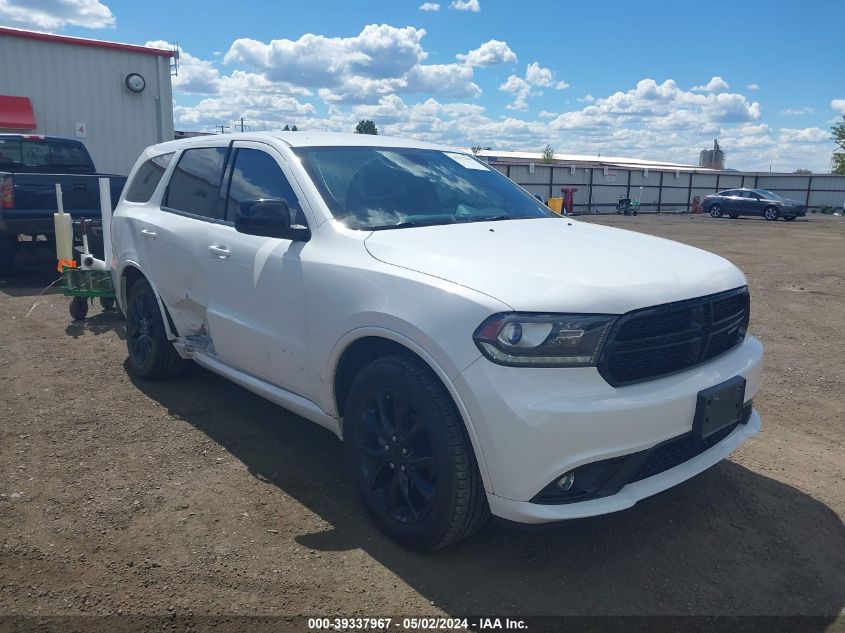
598,287 -> 750,386
631,421 -> 737,483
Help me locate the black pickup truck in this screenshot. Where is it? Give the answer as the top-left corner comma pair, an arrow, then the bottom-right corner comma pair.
0,134 -> 127,273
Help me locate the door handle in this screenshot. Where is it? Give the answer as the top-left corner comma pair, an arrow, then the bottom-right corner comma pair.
140,228 -> 157,239
72,183 -> 87,191
209,245 -> 230,259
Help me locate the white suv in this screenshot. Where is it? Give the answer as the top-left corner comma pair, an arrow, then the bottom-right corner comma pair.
112,132 -> 763,549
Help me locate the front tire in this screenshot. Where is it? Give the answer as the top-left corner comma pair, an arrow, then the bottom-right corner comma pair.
125,278 -> 187,379
784,216 -> 796,221
709,205 -> 723,218
729,214 -> 740,219
764,206 -> 779,221
344,355 -> 489,549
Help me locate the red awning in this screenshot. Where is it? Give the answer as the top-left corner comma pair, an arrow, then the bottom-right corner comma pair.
0,96 -> 37,130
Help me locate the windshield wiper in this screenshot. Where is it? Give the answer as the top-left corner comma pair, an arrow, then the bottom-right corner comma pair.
454,214 -> 510,223
369,218 -> 455,230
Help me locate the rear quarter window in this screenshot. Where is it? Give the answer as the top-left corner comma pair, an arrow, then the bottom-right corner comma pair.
125,153 -> 174,203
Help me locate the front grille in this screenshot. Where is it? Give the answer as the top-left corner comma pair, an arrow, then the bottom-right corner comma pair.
631,402 -> 752,483
598,287 -> 750,386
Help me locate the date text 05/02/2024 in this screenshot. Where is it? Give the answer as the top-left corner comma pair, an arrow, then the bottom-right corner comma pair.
306,617 -> 527,630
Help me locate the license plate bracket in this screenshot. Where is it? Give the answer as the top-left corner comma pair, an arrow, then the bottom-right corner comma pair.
694,376 -> 746,439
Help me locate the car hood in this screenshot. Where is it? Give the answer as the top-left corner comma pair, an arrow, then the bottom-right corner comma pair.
364,218 -> 747,313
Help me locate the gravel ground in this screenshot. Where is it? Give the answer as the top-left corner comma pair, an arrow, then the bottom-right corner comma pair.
0,214 -> 843,629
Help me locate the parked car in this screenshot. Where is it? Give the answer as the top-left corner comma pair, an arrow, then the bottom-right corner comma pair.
112,132 -> 763,549
702,188 -> 806,221
0,134 -> 127,273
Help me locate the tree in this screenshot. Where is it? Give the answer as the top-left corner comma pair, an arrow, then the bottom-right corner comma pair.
541,144 -> 555,163
794,168 -> 812,174
470,145 -> 483,156
291,125 -> 298,131
831,115 -> 845,175
282,124 -> 290,131
355,120 -> 378,135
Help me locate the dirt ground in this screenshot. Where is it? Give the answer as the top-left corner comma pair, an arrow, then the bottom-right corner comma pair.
0,214 -> 843,628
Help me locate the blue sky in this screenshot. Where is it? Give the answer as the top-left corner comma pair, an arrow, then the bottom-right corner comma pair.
5,0 -> 844,171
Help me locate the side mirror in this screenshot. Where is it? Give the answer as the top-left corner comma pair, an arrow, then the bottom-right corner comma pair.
235,198 -> 310,241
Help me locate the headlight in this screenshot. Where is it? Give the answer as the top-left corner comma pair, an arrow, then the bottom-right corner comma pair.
473,313 -> 617,367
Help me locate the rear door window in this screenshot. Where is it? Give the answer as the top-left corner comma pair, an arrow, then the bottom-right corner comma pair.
125,153 -> 174,203
223,148 -> 306,226
164,147 -> 229,219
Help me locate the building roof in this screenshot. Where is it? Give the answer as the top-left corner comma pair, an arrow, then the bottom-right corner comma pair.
0,26 -> 175,57
471,148 -> 714,172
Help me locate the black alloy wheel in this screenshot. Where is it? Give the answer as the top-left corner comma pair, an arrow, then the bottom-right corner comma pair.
344,355 -> 489,549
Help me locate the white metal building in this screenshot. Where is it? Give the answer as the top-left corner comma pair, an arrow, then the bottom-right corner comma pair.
0,27 -> 174,175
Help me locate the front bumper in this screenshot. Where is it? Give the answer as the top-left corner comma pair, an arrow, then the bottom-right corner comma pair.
455,335 -> 763,522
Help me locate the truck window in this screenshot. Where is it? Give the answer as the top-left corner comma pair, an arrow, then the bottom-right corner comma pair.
0,137 -> 95,173
125,153 -> 174,203
163,147 -> 228,219
223,148 -> 305,226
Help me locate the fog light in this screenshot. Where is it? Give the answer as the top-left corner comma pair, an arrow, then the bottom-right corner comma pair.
556,471 -> 575,492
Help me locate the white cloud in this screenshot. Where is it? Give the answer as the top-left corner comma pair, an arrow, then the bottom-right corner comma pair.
418,2 -> 440,10
501,62 -> 568,110
578,94 -> 596,103
832,99 -> 845,114
450,0 -> 480,11
146,40 -> 219,94
0,0 -> 114,29
691,76 -> 730,92
456,39 -> 516,67
780,107 -> 815,116
224,24 -> 480,104
778,127 -> 829,143
747,83 -> 760,91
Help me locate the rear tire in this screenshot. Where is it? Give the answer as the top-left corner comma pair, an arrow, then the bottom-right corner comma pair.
709,205 -> 723,218
764,206 -> 779,221
125,278 -> 187,380
344,354 -> 489,549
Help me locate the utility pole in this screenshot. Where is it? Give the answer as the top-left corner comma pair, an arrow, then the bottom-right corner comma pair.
234,117 -> 250,133
214,124 -> 230,134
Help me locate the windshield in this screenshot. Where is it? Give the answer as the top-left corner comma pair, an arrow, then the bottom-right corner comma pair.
294,146 -> 554,230
754,189 -> 781,199
0,138 -> 94,173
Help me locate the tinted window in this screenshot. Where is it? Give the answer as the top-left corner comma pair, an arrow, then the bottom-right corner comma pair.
125,153 -> 174,202
719,190 -> 737,197
164,147 -> 228,219
739,190 -> 758,199
224,148 -> 305,226
0,138 -> 94,173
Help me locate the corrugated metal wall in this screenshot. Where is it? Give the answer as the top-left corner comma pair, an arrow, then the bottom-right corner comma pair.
491,162 -> 845,213
0,34 -> 173,175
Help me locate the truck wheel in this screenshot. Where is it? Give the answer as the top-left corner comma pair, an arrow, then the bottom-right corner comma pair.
125,278 -> 187,379
69,297 -> 88,320
764,207 -> 779,221
344,354 -> 489,550
709,205 -> 723,218
0,234 -> 17,275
